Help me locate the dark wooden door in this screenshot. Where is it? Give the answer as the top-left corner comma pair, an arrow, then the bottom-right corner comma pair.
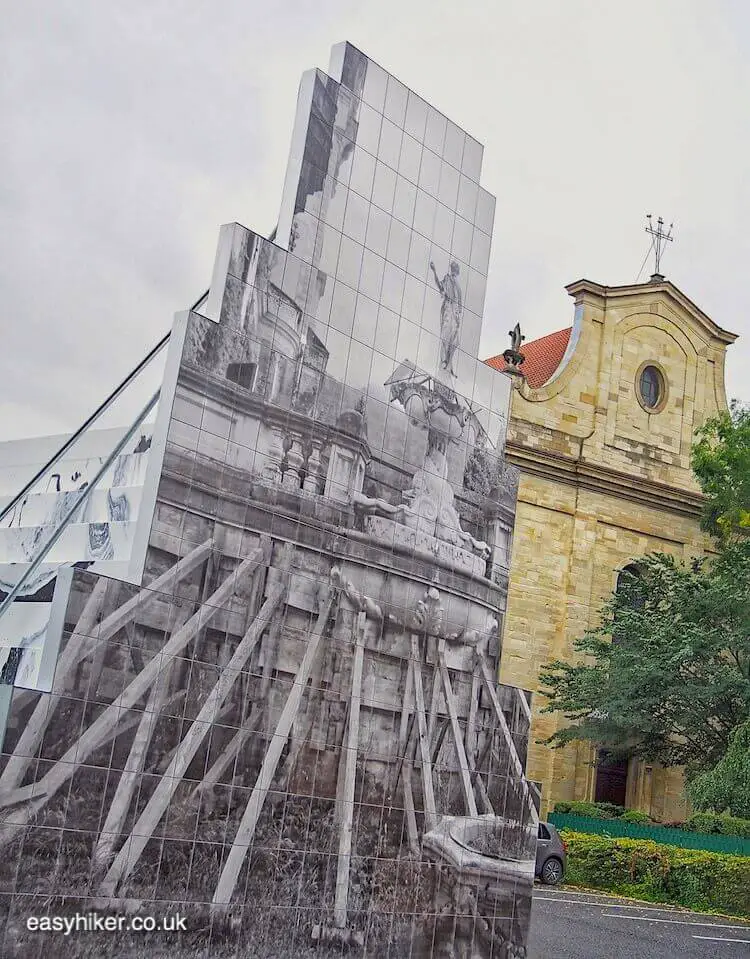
594,750 -> 628,806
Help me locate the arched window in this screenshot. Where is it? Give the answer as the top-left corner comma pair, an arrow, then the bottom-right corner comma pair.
618,564 -> 645,603
612,564 -> 644,645
616,563 -> 641,594
594,564 -> 643,807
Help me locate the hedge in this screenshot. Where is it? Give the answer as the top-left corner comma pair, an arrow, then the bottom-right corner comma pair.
561,830 -> 750,917
553,801 -> 623,820
682,811 -> 750,839
550,812 -> 750,855
553,801 -> 750,840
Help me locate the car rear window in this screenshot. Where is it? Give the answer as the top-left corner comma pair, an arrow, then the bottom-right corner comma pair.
538,824 -> 551,840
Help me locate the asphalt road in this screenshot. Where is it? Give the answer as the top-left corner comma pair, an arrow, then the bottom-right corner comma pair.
528,886 -> 750,959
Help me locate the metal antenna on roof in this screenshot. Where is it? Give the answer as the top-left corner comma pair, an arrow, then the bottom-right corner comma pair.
645,215 -> 674,281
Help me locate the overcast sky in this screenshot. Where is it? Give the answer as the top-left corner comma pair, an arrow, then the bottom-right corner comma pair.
2,0 -> 749,442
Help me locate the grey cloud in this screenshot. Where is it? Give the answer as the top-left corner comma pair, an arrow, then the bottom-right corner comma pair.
2,0 -> 748,443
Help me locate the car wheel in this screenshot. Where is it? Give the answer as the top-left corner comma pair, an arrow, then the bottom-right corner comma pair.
540,857 -> 563,885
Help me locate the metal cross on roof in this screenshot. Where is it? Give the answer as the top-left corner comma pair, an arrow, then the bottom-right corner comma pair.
645,215 -> 674,279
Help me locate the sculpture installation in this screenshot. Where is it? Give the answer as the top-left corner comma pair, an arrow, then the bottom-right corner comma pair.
430,259 -> 463,377
0,43 -> 537,958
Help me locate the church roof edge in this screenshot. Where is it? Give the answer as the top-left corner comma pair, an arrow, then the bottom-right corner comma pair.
565,278 -> 738,345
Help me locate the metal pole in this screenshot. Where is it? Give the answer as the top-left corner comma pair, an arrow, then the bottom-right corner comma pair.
0,337 -> 168,526
0,388 -> 160,623
0,287 -> 208,527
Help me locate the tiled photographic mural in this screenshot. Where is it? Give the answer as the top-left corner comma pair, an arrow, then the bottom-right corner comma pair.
0,43 -> 537,958
0,430 -> 156,692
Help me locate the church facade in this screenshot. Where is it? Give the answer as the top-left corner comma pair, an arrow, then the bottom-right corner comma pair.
487,275 -> 737,821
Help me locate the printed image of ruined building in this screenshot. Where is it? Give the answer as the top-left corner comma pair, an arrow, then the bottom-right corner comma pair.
0,43 -> 538,958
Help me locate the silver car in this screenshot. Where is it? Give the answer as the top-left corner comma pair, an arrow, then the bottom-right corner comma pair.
535,822 -> 567,884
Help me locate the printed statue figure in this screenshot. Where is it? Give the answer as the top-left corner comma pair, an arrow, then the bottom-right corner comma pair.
429,259 -> 463,377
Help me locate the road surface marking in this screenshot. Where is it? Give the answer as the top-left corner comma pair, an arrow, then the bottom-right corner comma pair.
534,897 -> 681,910
693,936 -> 750,944
535,895 -> 743,917
602,915 -> 750,931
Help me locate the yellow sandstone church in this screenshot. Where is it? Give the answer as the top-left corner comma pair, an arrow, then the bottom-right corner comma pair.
486,273 -> 737,821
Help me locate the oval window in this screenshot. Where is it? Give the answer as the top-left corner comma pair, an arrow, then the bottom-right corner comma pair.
637,365 -> 665,411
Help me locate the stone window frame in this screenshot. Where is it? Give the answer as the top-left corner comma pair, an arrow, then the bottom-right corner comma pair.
635,360 -> 669,414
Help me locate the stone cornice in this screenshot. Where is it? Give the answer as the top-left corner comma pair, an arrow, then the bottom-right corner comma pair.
506,441 -> 706,519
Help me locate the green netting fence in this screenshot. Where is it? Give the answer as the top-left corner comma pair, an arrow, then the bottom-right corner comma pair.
548,813 -> 750,856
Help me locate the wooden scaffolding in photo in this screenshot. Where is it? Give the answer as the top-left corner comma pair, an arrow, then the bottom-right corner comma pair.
0,539 -> 535,932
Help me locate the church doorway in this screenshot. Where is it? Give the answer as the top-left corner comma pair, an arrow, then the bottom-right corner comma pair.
594,750 -> 628,807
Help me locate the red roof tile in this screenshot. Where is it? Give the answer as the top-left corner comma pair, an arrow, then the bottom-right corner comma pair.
485,327 -> 572,388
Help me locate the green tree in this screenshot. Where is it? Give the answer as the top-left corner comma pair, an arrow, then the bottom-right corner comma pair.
692,401 -> 750,541
687,720 -> 750,819
539,545 -> 750,774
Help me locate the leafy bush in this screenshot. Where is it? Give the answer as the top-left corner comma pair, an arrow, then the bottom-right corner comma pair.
552,801 -> 617,819
620,809 -> 651,825
561,830 -> 750,917
717,815 -> 750,839
683,812 -> 750,839
688,722 -> 750,820
684,812 -> 726,835
552,802 -> 750,840
553,802 -> 750,839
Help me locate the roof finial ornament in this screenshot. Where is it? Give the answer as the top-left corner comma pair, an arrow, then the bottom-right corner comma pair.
645,215 -> 674,281
502,323 -> 526,387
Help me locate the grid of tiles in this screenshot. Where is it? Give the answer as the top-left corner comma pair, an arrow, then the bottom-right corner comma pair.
0,42 -> 536,959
